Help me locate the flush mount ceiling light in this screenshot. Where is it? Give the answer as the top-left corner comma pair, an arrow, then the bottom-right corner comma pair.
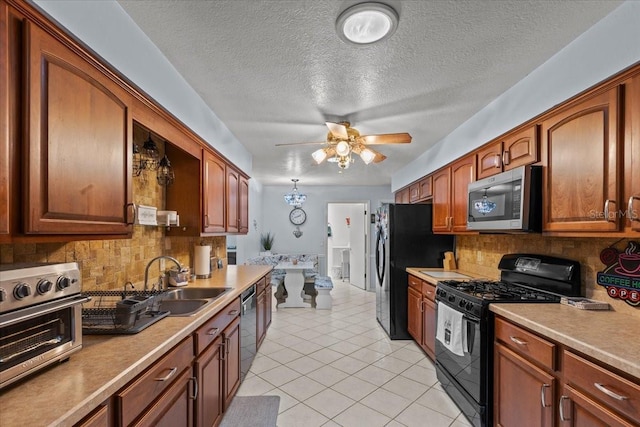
336,2 -> 399,45
284,179 -> 307,207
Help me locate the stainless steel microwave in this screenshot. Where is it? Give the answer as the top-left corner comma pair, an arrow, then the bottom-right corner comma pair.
467,165 -> 542,232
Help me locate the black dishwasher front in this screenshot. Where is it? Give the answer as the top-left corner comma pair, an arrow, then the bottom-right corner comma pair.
239,284 -> 257,382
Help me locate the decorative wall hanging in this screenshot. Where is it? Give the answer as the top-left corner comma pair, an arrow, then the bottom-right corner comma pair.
596,241 -> 640,306
293,226 -> 303,238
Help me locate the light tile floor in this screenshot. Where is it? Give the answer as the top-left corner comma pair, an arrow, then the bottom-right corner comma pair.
236,280 -> 473,427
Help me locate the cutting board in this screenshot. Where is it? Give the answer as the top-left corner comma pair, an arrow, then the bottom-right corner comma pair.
443,251 -> 457,271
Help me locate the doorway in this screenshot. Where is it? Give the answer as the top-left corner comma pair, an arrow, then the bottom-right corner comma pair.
326,202 -> 369,290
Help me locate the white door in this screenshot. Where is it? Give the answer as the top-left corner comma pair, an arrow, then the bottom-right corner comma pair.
348,204 -> 366,290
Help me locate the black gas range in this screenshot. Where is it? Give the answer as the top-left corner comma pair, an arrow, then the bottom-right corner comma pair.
434,254 -> 581,427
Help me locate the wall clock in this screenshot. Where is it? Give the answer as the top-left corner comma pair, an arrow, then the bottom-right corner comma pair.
289,207 -> 307,225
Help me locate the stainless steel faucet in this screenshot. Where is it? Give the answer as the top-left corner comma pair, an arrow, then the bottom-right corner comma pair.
144,255 -> 182,292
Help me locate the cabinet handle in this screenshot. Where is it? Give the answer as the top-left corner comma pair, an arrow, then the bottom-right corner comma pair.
207,327 -> 220,336
628,196 -> 640,222
540,384 -> 550,408
126,203 -> 136,225
226,337 -> 231,355
509,336 -> 528,346
494,154 -> 502,168
594,382 -> 628,400
154,367 -> 178,382
559,395 -> 570,422
220,341 -> 226,361
204,214 -> 210,228
190,376 -> 198,400
419,299 -> 424,313
604,199 -> 616,223
229,309 -> 239,316
502,151 -> 510,166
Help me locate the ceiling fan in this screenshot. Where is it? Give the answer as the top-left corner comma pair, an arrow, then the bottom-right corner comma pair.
276,121 -> 412,170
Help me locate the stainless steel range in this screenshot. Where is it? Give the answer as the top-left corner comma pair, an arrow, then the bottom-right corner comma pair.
434,254 -> 581,426
0,263 -> 89,389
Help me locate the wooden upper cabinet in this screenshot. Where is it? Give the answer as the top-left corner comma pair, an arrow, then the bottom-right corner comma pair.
238,175 -> 249,233
0,3 -> 9,241
418,176 -> 433,200
450,155 -> 475,232
225,166 -> 239,233
24,21 -> 133,235
431,168 -> 451,232
409,183 -> 420,203
476,126 -> 539,180
626,75 -> 640,232
541,87 -> 621,232
395,187 -> 410,204
203,151 -> 226,233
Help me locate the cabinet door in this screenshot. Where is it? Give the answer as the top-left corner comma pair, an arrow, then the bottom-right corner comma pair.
407,286 -> 422,342
503,125 -> 538,171
494,342 -> 555,427
203,152 -> 226,233
409,183 -> 420,203
238,175 -> 249,233
132,368 -> 194,427
422,297 -> 436,360
451,156 -> 475,232
559,385 -> 636,427
256,289 -> 266,348
223,318 -> 241,410
74,402 -> 111,427
419,176 -> 433,200
395,187 -> 410,204
0,3 -> 9,241
24,22 -> 133,235
432,168 -> 451,232
627,75 -> 640,231
226,167 -> 239,233
541,87 -> 621,232
476,141 -> 503,179
265,281 -> 272,329
195,335 -> 223,427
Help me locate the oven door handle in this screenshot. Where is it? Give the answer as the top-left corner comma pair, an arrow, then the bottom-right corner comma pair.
0,295 -> 90,328
463,315 -> 479,355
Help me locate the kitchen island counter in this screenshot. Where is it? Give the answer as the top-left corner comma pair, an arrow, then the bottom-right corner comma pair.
0,264 -> 272,427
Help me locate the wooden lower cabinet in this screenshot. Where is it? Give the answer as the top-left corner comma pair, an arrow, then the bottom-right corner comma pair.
256,287 -> 267,348
495,316 -> 640,427
407,275 -> 437,360
131,368 -> 194,427
494,342 -> 556,427
74,401 -> 111,427
222,317 -> 241,411
195,335 -> 224,427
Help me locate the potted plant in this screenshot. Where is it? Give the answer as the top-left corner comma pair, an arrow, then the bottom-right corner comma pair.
260,232 -> 274,255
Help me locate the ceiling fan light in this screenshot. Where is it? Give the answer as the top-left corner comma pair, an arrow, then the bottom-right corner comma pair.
335,140 -> 351,157
312,148 -> 328,164
359,148 -> 376,164
336,3 -> 398,45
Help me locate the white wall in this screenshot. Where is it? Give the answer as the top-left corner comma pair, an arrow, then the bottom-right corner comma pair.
256,185 -> 392,285
393,0 -> 640,191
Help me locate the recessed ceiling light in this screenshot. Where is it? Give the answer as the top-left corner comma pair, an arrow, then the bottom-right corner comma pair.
336,2 -> 399,45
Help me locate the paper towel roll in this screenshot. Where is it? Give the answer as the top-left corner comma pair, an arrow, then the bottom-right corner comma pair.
195,245 -> 211,278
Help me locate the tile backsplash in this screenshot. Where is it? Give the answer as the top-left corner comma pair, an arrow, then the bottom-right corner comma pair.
456,234 -> 639,317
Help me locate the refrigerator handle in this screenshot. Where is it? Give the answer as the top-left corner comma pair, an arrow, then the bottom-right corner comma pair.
375,230 -> 385,285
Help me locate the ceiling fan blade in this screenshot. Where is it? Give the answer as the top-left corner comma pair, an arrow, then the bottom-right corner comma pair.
373,151 -> 387,163
325,122 -> 349,140
275,141 -> 326,147
358,133 -> 412,145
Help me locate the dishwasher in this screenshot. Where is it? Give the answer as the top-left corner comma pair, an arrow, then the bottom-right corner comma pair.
239,284 -> 257,382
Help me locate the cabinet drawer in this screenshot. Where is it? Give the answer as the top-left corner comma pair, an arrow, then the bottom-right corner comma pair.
257,276 -> 268,292
195,298 -> 240,354
564,351 -> 640,423
421,282 -> 436,302
408,275 -> 422,291
495,317 -> 556,371
117,336 -> 193,427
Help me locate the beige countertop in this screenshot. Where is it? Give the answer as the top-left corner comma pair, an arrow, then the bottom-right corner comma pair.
0,264 -> 272,427
490,303 -> 640,380
406,267 -> 488,285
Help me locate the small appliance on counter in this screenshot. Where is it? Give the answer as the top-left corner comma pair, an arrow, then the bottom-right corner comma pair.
0,263 -> 89,389
167,267 -> 190,287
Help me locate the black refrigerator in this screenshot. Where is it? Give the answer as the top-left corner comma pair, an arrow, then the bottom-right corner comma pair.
375,203 -> 454,339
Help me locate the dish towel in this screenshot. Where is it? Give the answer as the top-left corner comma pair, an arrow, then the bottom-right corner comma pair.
436,302 -> 466,357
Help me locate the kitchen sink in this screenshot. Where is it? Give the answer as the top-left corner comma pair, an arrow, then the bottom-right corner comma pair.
158,287 -> 233,316
163,287 -> 231,300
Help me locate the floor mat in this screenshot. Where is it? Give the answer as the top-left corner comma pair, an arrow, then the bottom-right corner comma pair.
219,395 -> 280,427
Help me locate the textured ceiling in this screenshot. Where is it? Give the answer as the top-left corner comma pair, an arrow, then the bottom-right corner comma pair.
117,0 -> 621,186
